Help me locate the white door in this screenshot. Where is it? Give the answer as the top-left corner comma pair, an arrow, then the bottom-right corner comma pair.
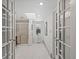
54,0 -> 72,59
2,0 -> 15,59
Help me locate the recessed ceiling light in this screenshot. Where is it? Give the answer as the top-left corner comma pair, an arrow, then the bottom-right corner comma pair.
40,2 -> 43,6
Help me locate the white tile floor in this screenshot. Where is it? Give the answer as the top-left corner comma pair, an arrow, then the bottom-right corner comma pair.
15,44 -> 51,59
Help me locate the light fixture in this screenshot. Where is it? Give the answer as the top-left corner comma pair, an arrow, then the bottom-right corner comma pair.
40,2 -> 43,6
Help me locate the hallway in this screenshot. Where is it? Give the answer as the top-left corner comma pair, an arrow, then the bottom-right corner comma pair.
15,44 -> 51,59
2,0 -> 76,59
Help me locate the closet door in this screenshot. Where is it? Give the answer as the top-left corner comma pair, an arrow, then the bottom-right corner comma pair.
2,0 -> 15,59
64,0 -> 71,59
55,0 -> 72,59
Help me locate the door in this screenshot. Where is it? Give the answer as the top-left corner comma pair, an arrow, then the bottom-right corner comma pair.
54,0 -> 72,59
16,21 -> 29,44
20,23 -> 28,44
2,0 -> 15,59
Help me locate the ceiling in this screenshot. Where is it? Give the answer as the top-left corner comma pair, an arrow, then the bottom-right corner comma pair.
15,0 -> 57,20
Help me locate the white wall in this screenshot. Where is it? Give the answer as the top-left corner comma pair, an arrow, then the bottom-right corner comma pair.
43,13 -> 53,55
